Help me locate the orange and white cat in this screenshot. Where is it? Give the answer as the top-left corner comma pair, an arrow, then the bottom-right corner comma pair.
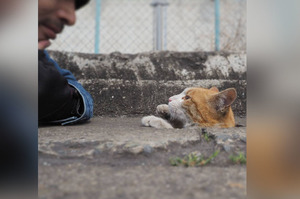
141,87 -> 237,128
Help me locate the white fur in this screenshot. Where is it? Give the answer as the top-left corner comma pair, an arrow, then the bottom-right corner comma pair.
168,88 -> 194,128
156,104 -> 169,115
141,88 -> 195,129
141,115 -> 173,129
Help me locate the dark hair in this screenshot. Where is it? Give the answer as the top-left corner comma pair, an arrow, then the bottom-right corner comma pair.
75,0 -> 90,10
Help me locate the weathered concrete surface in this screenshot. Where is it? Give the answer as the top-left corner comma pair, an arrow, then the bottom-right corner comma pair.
39,117 -> 246,157
39,117 -> 246,199
85,79 -> 246,117
48,51 -> 246,81
48,51 -> 246,117
39,164 -> 246,199
41,51 -> 247,198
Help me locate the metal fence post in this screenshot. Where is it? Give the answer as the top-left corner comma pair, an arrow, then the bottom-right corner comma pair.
215,0 -> 220,51
151,0 -> 169,51
163,4 -> 168,50
95,0 -> 102,54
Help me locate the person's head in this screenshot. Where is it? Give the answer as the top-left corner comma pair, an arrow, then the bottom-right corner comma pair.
38,0 -> 89,49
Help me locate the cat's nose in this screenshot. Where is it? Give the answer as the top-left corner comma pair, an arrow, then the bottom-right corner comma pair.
169,98 -> 172,102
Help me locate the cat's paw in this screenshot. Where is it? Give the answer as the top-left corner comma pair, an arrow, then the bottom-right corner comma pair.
156,104 -> 170,119
156,104 -> 169,114
141,115 -> 173,129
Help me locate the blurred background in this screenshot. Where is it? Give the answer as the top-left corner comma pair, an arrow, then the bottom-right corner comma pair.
48,0 -> 246,54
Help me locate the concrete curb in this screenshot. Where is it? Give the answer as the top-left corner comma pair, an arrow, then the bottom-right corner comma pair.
48,51 -> 246,117
38,117 -> 246,157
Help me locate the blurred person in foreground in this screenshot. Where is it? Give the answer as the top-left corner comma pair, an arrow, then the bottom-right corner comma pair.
0,0 -> 36,196
38,0 -> 93,125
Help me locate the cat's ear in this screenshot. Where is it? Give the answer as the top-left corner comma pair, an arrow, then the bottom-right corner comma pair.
210,88 -> 237,112
209,87 -> 219,92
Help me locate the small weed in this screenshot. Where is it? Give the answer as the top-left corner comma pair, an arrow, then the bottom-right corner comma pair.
229,152 -> 246,164
203,133 -> 211,142
170,150 -> 220,167
201,128 -> 213,142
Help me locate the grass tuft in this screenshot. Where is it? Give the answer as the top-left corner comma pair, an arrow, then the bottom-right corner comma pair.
170,150 -> 220,167
203,133 -> 211,142
201,128 -> 213,142
229,152 -> 246,164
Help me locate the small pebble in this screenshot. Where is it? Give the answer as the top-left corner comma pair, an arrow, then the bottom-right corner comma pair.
223,144 -> 232,153
240,136 -> 246,143
143,145 -> 153,154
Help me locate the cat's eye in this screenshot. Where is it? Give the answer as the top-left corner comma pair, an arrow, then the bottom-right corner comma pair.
184,95 -> 190,100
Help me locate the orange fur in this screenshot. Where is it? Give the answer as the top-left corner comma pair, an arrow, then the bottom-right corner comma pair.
182,87 -> 236,128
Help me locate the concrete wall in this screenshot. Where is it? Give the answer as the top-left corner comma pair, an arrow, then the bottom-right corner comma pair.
48,51 -> 247,117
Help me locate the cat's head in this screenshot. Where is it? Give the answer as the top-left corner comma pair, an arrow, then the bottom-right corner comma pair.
168,87 -> 237,128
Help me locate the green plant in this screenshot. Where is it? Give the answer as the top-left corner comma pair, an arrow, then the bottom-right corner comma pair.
201,128 -> 213,142
229,152 -> 246,164
170,150 -> 220,167
203,133 -> 211,142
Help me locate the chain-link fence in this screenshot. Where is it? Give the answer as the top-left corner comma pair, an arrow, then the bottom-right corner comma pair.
48,0 -> 246,54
